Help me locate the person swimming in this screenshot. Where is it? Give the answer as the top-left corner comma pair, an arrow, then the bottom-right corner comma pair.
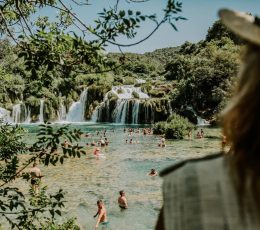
148,168 -> 158,176
94,200 -> 109,229
118,190 -> 128,209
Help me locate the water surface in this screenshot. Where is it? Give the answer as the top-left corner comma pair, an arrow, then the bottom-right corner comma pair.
13,123 -> 222,230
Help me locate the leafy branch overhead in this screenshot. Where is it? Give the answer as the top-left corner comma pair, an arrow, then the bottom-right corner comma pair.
0,0 -> 185,75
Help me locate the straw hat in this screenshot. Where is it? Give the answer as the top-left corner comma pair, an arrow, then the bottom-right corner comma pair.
219,9 -> 260,46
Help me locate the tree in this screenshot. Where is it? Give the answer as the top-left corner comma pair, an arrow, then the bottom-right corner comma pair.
0,123 -> 84,229
0,0 -> 186,78
206,20 -> 244,45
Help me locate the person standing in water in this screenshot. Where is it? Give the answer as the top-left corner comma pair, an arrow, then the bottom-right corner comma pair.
118,190 -> 128,209
29,162 -> 42,193
93,200 -> 109,229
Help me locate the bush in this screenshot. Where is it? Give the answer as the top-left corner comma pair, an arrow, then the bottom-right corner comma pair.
154,113 -> 194,139
153,121 -> 167,135
149,89 -> 165,98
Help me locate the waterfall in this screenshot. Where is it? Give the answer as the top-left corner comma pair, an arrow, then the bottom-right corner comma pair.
39,100 -> 44,123
92,85 -> 149,124
66,88 -> 88,122
120,100 -> 129,123
24,107 -> 31,123
57,102 -> 66,121
0,107 -> 12,123
91,107 -> 99,122
114,100 -> 126,123
197,116 -> 210,126
132,100 -> 140,124
12,104 -> 22,123
111,85 -> 149,99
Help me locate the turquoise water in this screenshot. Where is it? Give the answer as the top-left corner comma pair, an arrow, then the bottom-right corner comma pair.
10,123 -> 222,230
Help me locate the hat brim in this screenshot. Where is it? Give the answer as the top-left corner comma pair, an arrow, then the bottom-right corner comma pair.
219,9 -> 260,46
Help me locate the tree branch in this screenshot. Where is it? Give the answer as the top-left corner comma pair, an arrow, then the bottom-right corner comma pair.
0,9 -> 19,45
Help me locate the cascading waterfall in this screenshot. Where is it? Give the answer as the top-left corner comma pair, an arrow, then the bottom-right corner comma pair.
57,102 -> 66,121
0,107 -> 12,123
12,104 -> 22,123
92,85 -> 149,124
39,100 -> 44,123
197,116 -> 210,126
24,107 -> 31,123
66,88 -> 88,122
119,100 -> 129,123
132,100 -> 140,124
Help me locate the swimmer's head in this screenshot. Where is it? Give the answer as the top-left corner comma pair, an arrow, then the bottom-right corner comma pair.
97,200 -> 103,207
119,190 -> 125,196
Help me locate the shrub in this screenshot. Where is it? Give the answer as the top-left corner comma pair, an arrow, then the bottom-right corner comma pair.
149,89 -> 165,98
154,113 -> 194,139
153,121 -> 167,135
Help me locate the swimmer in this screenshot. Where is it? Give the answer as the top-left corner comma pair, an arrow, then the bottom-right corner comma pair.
148,169 -> 158,177
63,140 -> 69,148
93,200 -> 109,230
118,190 -> 128,209
196,131 -> 202,139
105,138 -> 109,146
93,147 -> 101,156
91,141 -> 96,146
100,139 -> 105,147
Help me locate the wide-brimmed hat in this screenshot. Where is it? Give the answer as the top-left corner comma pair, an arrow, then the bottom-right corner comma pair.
219,9 -> 260,46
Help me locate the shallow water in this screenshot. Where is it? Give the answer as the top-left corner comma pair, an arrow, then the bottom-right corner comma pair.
3,123 -> 222,230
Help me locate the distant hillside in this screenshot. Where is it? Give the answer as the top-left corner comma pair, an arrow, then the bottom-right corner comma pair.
108,46 -> 180,79
143,47 -> 180,66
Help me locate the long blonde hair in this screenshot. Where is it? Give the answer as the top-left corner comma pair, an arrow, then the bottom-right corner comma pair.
222,44 -> 260,212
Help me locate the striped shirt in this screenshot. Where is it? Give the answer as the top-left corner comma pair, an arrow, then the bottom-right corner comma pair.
160,153 -> 260,230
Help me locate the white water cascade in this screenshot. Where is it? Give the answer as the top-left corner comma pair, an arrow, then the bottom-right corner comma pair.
132,100 -> 140,124
197,116 -> 210,126
92,85 -> 149,123
24,107 -> 31,123
66,89 -> 88,122
0,107 -> 12,123
57,102 -> 67,122
12,104 -> 22,123
39,100 -> 44,123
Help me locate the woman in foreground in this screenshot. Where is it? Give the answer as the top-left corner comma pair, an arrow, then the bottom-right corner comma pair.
156,9 -> 260,230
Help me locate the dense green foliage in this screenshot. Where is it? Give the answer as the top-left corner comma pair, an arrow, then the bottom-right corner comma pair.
0,17 -> 241,124
0,123 -> 84,229
153,113 -> 194,139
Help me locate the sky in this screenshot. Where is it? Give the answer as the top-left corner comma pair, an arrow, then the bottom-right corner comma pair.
42,0 -> 260,54
85,0 -> 260,53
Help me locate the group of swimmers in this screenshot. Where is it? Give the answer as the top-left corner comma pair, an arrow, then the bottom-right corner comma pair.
93,168 -> 158,229
93,190 -> 128,229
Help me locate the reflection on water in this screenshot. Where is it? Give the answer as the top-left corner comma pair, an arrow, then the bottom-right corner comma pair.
15,124 -> 221,230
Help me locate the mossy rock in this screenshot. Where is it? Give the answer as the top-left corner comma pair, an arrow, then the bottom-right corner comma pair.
132,91 -> 140,99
